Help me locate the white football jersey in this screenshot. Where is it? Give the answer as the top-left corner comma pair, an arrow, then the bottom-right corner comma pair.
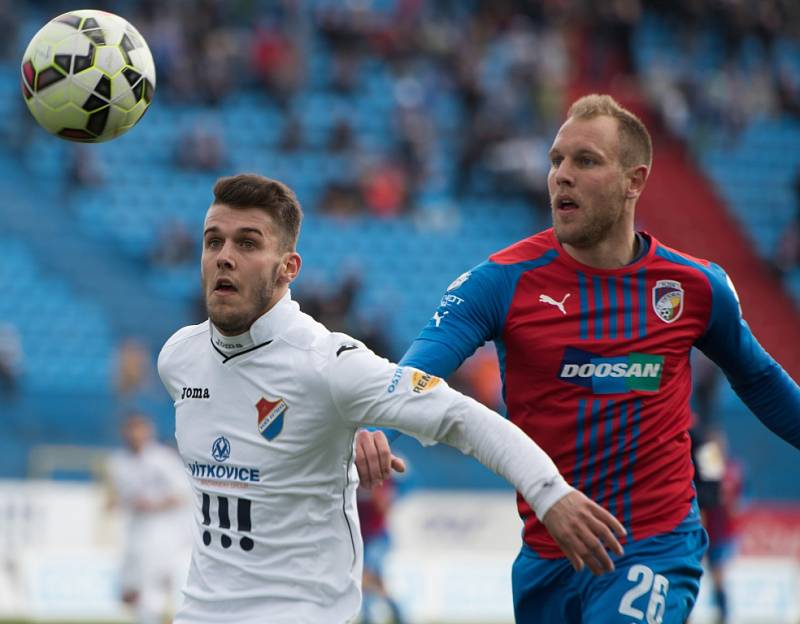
158,291 -> 571,623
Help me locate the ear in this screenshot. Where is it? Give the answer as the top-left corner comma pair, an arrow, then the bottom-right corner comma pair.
278,252 -> 302,285
625,164 -> 649,200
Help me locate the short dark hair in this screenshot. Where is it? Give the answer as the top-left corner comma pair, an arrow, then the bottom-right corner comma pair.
567,94 -> 652,170
212,174 -> 303,251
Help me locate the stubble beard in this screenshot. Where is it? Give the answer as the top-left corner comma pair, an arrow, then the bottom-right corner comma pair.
552,187 -> 626,249
204,265 -> 280,335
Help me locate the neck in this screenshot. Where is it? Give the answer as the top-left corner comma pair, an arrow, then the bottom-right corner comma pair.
562,228 -> 639,269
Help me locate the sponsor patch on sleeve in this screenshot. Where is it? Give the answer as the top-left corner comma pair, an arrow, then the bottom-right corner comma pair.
410,371 -> 440,394
447,271 -> 471,292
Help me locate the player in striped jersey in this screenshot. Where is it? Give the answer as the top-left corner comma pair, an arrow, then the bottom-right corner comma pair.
356,94 -> 800,623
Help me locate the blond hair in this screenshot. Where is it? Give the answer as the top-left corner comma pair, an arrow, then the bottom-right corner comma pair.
567,94 -> 652,169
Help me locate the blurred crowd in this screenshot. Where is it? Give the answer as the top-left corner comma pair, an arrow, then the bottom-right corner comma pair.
2,0 -> 799,414
637,2 -> 800,142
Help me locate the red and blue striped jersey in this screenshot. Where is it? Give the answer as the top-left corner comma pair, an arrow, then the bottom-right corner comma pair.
401,229 -> 800,558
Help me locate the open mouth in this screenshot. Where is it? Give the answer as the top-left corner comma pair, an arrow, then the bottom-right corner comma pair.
214,278 -> 238,294
557,197 -> 579,211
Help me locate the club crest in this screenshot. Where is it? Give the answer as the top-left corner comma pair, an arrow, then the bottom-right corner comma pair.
256,396 -> 288,441
652,280 -> 684,324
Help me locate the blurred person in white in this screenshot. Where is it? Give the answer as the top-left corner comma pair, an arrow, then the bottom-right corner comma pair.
157,173 -> 627,624
107,412 -> 192,624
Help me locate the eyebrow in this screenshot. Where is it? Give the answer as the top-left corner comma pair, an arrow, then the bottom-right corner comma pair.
548,147 -> 604,159
203,226 -> 265,237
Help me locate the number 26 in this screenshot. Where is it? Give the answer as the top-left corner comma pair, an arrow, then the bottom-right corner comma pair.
618,564 -> 669,624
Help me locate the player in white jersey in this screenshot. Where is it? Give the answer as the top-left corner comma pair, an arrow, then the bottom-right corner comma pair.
157,174 -> 627,623
106,413 -> 192,624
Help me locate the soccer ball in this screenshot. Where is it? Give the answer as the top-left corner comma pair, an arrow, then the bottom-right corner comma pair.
20,9 -> 156,142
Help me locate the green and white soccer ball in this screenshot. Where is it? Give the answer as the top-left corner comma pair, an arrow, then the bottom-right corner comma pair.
21,9 -> 156,142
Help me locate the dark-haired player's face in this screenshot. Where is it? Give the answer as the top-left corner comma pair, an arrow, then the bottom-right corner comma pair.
201,203 -> 286,335
547,115 -> 628,249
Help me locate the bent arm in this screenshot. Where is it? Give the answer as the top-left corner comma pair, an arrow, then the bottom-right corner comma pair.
696,265 -> 800,449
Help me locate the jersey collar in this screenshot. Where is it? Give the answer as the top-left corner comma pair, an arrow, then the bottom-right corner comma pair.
548,229 -> 658,275
248,289 -> 300,345
209,290 -> 298,362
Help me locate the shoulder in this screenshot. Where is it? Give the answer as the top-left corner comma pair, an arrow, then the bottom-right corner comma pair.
272,310 -> 368,381
651,238 -> 741,318
489,229 -> 558,266
447,230 -> 557,305
160,322 -> 208,353
276,308 -> 335,356
652,239 -> 732,290
158,322 -> 209,373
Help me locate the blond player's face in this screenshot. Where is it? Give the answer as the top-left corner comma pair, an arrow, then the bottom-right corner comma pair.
201,204 -> 287,336
547,115 -> 629,249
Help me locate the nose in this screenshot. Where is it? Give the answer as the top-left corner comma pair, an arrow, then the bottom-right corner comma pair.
553,160 -> 575,187
216,240 -> 236,269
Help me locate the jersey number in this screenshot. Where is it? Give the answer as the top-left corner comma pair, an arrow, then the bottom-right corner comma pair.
201,494 -> 254,552
618,564 -> 669,624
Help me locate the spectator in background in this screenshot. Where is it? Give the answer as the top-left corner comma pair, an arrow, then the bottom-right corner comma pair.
175,119 -> 226,172
0,0 -> 17,61
357,479 -> 405,624
106,413 -> 192,624
361,158 -> 409,218
114,338 -> 153,399
316,5 -> 367,93
251,21 -> 304,109
773,167 -> 800,275
278,112 -> 305,153
319,180 -> 364,217
0,323 -> 22,397
692,349 -> 724,429
447,344 -> 503,413
691,427 -> 743,624
327,117 -> 358,155
66,144 -> 105,193
151,219 -> 196,268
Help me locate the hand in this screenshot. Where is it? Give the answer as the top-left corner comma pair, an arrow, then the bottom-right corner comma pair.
541,490 -> 626,575
355,429 -> 406,488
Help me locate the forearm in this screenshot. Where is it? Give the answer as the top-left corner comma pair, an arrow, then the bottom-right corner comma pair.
436,391 -> 573,520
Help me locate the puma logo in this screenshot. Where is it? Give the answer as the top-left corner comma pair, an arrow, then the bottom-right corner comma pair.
539,293 -> 570,315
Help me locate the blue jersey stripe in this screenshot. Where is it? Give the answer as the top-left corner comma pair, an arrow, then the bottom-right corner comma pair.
623,399 -> 642,534
637,269 -> 648,338
573,399 -> 587,487
593,276 -> 604,340
595,400 -> 615,506
612,402 -> 628,521
577,273 -> 589,340
584,400 -> 602,498
622,275 -> 632,338
607,277 -> 618,339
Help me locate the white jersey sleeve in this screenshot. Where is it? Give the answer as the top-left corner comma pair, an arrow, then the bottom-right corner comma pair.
326,338 -> 573,520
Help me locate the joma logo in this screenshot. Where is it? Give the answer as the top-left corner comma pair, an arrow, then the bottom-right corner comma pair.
181,387 -> 210,399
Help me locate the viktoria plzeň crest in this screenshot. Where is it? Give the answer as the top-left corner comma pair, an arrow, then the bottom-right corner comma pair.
256,396 -> 288,441
652,279 -> 684,324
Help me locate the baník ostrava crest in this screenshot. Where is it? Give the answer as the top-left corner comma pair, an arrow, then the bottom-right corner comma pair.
652,279 -> 684,324
256,396 -> 288,441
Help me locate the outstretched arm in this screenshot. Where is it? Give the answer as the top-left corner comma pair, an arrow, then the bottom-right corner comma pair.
330,342 -> 625,574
